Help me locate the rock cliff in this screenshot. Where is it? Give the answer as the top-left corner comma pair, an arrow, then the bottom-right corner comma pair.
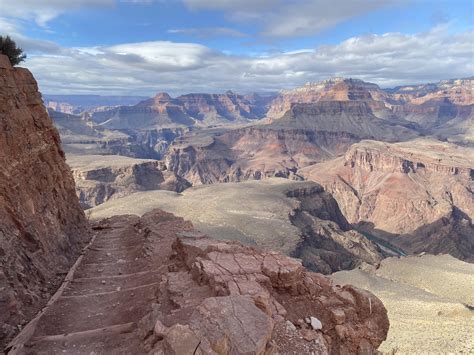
302,139 -> 474,261
268,77 -> 473,143
0,55 -> 89,346
164,126 -> 359,185
272,102 -> 419,142
267,78 -> 393,120
68,154 -> 190,208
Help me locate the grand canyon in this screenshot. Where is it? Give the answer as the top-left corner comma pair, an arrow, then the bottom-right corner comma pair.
1,1 -> 473,354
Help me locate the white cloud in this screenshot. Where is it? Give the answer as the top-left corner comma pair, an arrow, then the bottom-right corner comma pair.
168,27 -> 247,38
14,26 -> 472,95
183,0 -> 407,37
0,17 -> 20,33
0,0 -> 114,26
184,0 -> 276,10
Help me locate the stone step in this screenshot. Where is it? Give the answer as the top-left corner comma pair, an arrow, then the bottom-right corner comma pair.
64,269 -> 164,296
32,283 -> 158,336
81,246 -> 145,264
74,259 -> 152,278
24,323 -> 139,355
61,278 -> 160,299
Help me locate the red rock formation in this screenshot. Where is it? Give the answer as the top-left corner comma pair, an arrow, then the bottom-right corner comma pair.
267,78 -> 393,120
137,210 -> 389,354
6,209 -> 389,354
165,127 -> 359,185
302,139 -> 474,261
391,78 -> 474,106
0,55 -> 90,346
267,77 -> 473,143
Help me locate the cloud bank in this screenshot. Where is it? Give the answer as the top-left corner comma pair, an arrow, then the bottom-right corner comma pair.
11,26 -> 471,95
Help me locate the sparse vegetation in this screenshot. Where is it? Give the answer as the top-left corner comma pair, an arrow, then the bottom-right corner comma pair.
0,36 -> 26,66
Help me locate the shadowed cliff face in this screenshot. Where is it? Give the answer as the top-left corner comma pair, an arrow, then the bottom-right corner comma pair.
302,139 -> 474,261
0,55 -> 90,346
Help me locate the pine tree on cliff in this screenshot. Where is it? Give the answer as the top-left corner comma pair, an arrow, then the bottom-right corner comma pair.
0,36 -> 26,66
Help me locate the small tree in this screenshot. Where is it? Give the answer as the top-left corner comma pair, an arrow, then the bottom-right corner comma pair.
0,36 -> 26,66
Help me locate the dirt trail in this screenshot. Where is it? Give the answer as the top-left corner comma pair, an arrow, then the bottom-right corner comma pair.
6,215 -> 173,355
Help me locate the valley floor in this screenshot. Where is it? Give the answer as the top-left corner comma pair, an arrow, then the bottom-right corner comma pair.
331,255 -> 474,354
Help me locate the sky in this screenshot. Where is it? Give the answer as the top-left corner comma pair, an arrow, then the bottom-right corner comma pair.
0,0 -> 472,95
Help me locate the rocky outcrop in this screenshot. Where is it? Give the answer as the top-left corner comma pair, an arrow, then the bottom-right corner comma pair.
301,139 -> 474,261
0,55 -> 89,346
137,210 -> 389,354
69,155 -> 191,208
7,209 -> 389,354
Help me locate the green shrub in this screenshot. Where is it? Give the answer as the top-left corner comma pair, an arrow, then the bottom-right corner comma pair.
0,36 -> 26,66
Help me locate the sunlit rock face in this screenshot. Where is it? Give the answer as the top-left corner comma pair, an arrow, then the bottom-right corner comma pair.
302,138 -> 474,262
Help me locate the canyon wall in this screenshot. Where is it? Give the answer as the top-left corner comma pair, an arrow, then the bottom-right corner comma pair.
69,155 -> 190,208
0,55 -> 89,346
302,139 -> 474,261
164,127 -> 359,185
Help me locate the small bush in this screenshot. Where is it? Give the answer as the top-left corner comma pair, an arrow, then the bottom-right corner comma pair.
0,36 -> 26,66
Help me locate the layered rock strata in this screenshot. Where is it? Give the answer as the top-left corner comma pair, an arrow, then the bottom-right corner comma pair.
91,91 -> 274,129
164,127 -> 359,185
68,155 -> 190,208
148,231 -> 389,354
0,55 -> 89,347
302,139 -> 474,261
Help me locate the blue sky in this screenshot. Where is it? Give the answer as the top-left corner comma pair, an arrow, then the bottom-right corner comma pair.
0,0 -> 472,95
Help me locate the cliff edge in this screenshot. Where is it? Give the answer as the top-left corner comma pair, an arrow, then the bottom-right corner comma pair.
0,55 -> 89,346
